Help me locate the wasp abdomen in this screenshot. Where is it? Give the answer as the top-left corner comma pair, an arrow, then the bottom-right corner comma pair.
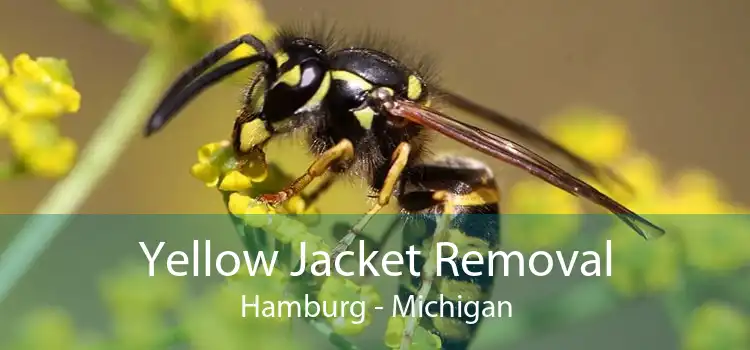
397,156 -> 501,350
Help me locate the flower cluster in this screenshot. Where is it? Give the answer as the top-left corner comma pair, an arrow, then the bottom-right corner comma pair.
0,53 -> 80,179
189,140 -> 441,348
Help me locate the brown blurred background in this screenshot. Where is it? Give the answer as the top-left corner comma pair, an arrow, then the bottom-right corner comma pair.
1,0 -> 748,215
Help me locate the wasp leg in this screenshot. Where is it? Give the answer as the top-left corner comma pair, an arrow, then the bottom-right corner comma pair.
260,139 -> 355,205
330,142 -> 412,259
301,172 -> 339,208
397,156 -> 501,350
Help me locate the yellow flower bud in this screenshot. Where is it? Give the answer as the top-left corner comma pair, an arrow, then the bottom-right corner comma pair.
3,75 -> 79,118
8,118 -> 58,154
0,54 -> 8,85
282,195 -> 306,214
12,54 -> 52,82
604,227 -> 680,297
24,137 -> 77,178
218,170 -> 252,191
684,301 -> 749,350
544,108 -> 630,164
219,0 -> 277,60
384,316 -> 406,347
197,141 -> 227,163
4,54 -> 80,117
169,0 -> 227,22
505,179 -> 581,251
272,216 -> 309,243
292,233 -> 329,259
359,285 -> 382,306
190,162 -> 220,186
0,99 -> 11,135
317,277 -> 381,335
20,308 -> 76,350
242,202 -> 275,227
227,192 -> 252,216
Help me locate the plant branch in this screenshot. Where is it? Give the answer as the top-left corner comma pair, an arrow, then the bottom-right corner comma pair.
223,208 -> 360,350
0,49 -> 175,304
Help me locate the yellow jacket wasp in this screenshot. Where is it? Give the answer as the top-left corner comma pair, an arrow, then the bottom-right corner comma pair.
144,24 -> 665,350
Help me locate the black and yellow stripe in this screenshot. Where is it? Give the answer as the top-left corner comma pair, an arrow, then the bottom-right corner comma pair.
397,156 -> 501,350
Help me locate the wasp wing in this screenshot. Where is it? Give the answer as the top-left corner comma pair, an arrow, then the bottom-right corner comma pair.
435,88 -> 633,194
385,98 -> 665,239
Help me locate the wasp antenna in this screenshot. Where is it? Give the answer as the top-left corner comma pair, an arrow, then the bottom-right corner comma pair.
144,35 -> 276,136
145,56 -> 269,136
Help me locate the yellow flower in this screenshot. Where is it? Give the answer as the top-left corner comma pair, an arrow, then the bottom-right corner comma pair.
273,216 -> 312,244
100,263 -> 184,321
384,316 -> 442,349
318,277 -> 382,335
0,52 -> 80,179
684,301 -> 749,350
168,0 -> 276,61
667,170 -> 730,214
23,136 -> 77,178
670,173 -> 750,271
189,141 -> 267,190
169,0 -> 227,22
4,54 -> 80,118
18,308 -> 77,350
218,170 -> 252,191
504,179 -> 582,251
603,225 -> 680,297
0,99 -> 11,135
7,118 -> 78,177
0,53 -> 8,84
544,107 -> 631,164
183,275 -> 303,350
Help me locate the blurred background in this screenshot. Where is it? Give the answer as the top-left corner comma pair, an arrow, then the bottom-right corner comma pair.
0,0 -> 748,349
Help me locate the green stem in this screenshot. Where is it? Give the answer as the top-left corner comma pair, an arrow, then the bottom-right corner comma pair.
223,208 -> 359,350
0,49 -> 174,304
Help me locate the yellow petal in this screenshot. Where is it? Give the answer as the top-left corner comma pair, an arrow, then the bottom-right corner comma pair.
544,108 -> 631,164
218,170 -> 252,191
50,82 -> 81,113
21,308 -> 76,350
3,75 -> 72,118
0,99 -> 11,135
8,118 -> 61,156
668,170 -> 725,214
12,53 -> 51,82
190,162 -> 220,186
24,137 -> 78,178
227,192 -> 252,216
282,196 -> 306,214
506,179 -> 581,214
0,54 -> 8,85
684,302 -> 749,350
219,0 -> 277,60
169,0 -> 227,22
196,141 -> 227,163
